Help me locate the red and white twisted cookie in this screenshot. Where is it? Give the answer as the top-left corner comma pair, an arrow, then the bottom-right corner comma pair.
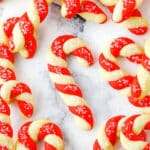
7,0 -> 52,59
0,97 -> 14,150
16,119 -> 63,150
120,114 -> 150,150
99,0 -> 148,35
0,17 -> 19,45
128,38 -> 150,112
78,0 -> 107,24
99,37 -> 144,97
123,9 -> 148,35
55,0 -> 107,23
46,35 -> 94,130
60,0 -> 81,18
130,39 -> 150,99
93,115 -> 125,150
112,0 -> 143,23
0,80 -> 34,118
93,114 -> 150,150
0,44 -> 16,87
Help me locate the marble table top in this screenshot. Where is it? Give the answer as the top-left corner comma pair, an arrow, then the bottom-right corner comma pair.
1,0 -> 150,149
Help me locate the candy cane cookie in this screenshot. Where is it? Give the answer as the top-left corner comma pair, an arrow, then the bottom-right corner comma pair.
0,80 -> 34,118
0,44 -> 16,87
60,0 -> 81,19
120,114 -> 150,150
130,38 -> 150,99
93,115 -> 125,150
100,0 -> 143,22
99,0 -> 148,35
123,9 -> 148,35
112,0 -> 143,23
0,97 -> 14,150
78,0 -> 107,24
99,37 -> 144,97
8,0 -> 52,59
127,38 -> 150,112
16,119 -> 63,150
46,35 -> 94,130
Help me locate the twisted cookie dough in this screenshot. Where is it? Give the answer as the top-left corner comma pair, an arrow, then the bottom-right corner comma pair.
16,119 -> 63,150
46,34 -> 94,130
99,37 -> 144,97
120,114 -> 150,150
0,80 -> 34,118
0,0 -> 52,59
0,44 -> 16,87
99,0 -> 148,35
93,115 -> 125,150
78,0 -> 107,24
94,114 -> 150,150
0,97 -> 14,150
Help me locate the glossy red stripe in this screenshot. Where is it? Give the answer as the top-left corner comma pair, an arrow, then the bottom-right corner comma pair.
121,114 -> 146,141
48,64 -> 71,75
109,76 -> 133,90
80,0 -> 105,14
44,143 -> 57,150
17,101 -> 33,118
10,83 -> 31,98
51,35 -> 75,60
20,13 -> 37,58
38,123 -> 63,140
108,6 -> 115,13
19,13 -> 34,41
63,0 -> 80,18
129,27 -> 148,35
128,96 -> 150,107
0,98 -> 10,115
71,47 -> 94,66
131,76 -> 142,98
69,105 -> 94,128
24,36 -> 37,58
121,0 -> 136,22
131,9 -> 141,17
0,45 -> 14,63
99,53 -> 120,71
34,0 -> 49,22
105,116 -> 125,145
142,55 -> 150,72
144,144 -> 150,150
0,121 -> 13,137
3,17 -> 19,38
0,146 -> 8,150
110,37 -> 134,57
127,54 -> 144,64
18,122 -> 36,149
55,83 -> 82,97
93,140 -> 101,150
0,67 -> 16,81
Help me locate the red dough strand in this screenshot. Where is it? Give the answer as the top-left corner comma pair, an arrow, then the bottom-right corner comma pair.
99,37 -> 144,97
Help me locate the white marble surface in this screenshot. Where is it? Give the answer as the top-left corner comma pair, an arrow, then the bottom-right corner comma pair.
1,0 -> 150,149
